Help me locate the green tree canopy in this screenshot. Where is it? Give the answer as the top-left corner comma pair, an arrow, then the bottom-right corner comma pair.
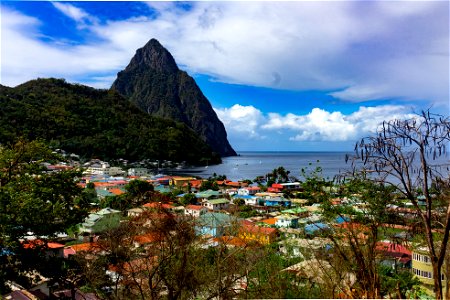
0,140 -> 89,293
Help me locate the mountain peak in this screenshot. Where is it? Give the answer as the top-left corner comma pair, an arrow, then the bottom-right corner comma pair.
111,39 -> 237,157
127,38 -> 178,73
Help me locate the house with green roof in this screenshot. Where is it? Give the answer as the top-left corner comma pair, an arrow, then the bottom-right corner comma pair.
95,188 -> 114,199
79,207 -> 121,237
195,212 -> 233,237
202,198 -> 230,211
196,189 -> 223,200
281,207 -> 309,218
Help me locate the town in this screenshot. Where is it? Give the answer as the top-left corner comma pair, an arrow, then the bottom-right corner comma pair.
2,146 -> 445,300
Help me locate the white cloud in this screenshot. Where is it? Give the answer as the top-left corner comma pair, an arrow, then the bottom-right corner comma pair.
1,1 -> 448,106
262,106 -> 416,142
216,104 -> 416,144
52,2 -> 97,27
214,104 -> 265,139
1,7 -> 130,87
264,109 -> 357,141
52,2 -> 88,22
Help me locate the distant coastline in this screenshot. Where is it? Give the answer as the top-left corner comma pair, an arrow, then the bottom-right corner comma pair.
178,151 -> 353,182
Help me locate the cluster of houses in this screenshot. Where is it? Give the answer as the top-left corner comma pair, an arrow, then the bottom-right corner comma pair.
7,160 -> 444,299
73,172 -> 435,293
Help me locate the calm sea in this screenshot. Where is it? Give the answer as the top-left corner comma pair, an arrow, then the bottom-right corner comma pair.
174,152 -> 353,182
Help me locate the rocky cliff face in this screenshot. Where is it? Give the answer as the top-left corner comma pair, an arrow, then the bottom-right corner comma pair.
111,39 -> 236,157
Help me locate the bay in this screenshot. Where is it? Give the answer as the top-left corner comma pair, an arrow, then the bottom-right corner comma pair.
176,151 -> 353,182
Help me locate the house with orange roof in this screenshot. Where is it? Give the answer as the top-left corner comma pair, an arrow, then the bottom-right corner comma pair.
238,223 -> 278,245
182,179 -> 204,190
143,202 -> 174,211
22,239 -> 65,258
226,181 -> 248,188
213,236 -> 248,248
109,188 -> 125,196
133,233 -> 163,247
332,222 -> 370,242
185,205 -> 208,218
64,242 -> 101,258
260,218 -> 277,226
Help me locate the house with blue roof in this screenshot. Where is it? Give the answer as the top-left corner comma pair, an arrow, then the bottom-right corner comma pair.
305,222 -> 331,236
264,197 -> 291,207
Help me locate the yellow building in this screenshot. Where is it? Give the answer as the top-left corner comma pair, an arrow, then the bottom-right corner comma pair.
238,223 -> 278,245
169,176 -> 196,188
411,247 -> 447,295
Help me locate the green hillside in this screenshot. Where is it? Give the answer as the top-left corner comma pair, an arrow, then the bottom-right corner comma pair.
0,78 -> 221,164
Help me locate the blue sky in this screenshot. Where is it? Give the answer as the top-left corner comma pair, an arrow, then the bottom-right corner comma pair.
1,1 -> 449,152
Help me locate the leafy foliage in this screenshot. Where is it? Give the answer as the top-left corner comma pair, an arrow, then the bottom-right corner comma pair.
179,193 -> 197,206
0,78 -> 221,165
0,140 -> 89,293
199,179 -> 219,191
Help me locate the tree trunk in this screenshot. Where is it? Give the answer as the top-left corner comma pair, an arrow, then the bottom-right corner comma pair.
433,262 -> 443,300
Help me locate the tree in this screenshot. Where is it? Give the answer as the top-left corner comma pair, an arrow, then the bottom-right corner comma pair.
200,179 -> 219,191
77,208 -> 270,299
125,180 -> 154,198
0,140 -> 89,293
320,178 -> 398,298
265,166 -> 291,186
352,110 -> 450,299
179,193 -> 197,206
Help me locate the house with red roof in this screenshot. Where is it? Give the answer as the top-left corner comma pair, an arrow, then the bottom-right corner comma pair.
376,241 -> 412,268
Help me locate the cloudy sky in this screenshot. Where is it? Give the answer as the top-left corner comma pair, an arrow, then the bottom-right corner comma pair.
1,1 -> 449,152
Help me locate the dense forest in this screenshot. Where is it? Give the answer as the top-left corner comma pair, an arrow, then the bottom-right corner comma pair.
0,78 -> 221,164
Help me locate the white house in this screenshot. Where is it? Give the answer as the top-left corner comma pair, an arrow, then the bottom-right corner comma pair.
275,214 -> 300,228
128,168 -> 149,177
279,182 -> 302,190
237,186 -> 261,196
233,195 -> 258,206
184,205 -> 208,217
84,162 -> 125,176
202,198 -> 230,211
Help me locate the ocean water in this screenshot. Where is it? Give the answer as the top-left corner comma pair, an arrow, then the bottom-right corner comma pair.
177,152 -> 353,182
